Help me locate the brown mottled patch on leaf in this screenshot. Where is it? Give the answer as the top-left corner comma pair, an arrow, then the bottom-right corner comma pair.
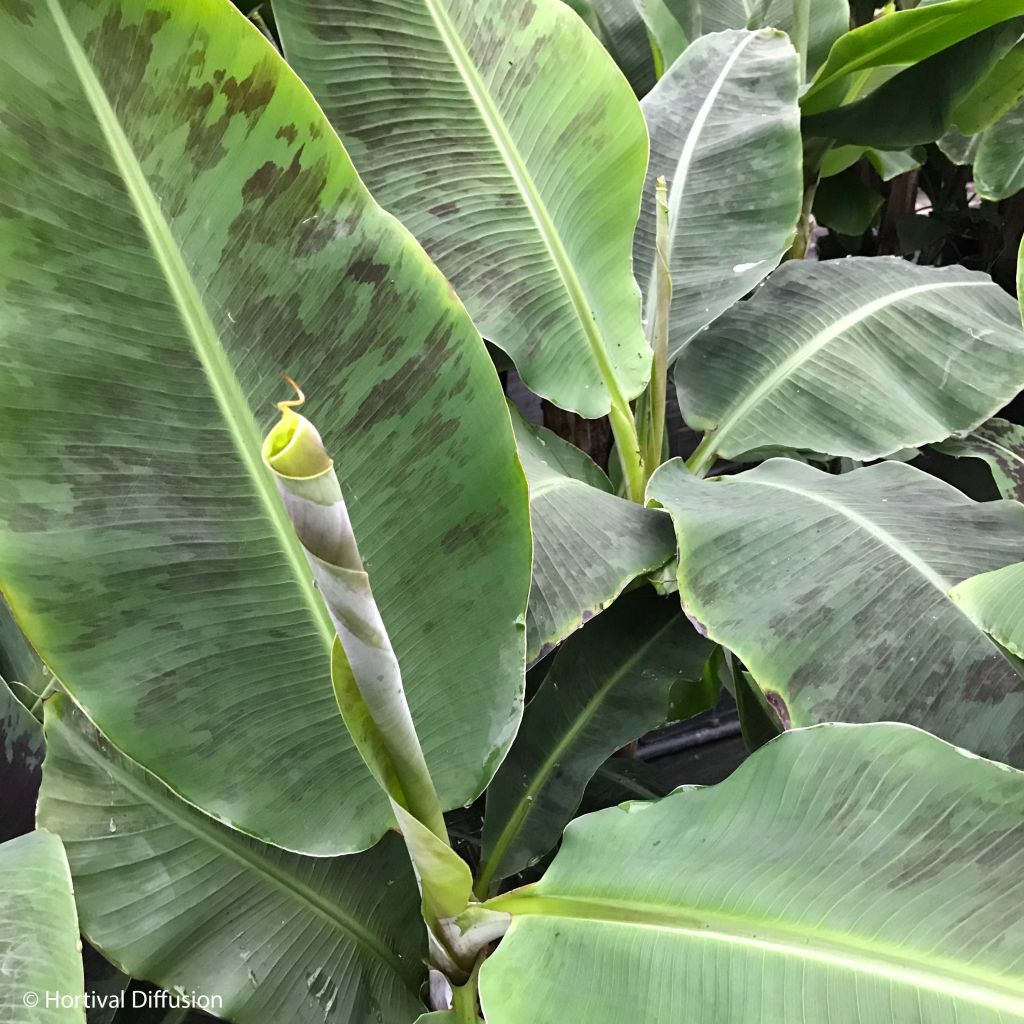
85,7 -> 171,102
764,690 -> 792,730
429,201 -> 459,218
348,257 -> 388,285
276,123 -> 298,144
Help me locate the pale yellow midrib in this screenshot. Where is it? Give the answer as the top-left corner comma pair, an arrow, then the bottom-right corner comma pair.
47,0 -> 333,649
712,279 -> 987,451
494,893 -> 1024,1016
419,0 -> 631,415
60,715 -> 408,978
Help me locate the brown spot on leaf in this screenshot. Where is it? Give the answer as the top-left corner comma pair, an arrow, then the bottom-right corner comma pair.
276,123 -> 298,144
764,690 -> 792,730
429,201 -> 459,218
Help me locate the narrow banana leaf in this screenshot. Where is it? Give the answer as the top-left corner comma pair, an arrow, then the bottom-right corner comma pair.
803,22 -> 1021,148
478,588 -> 714,893
647,458 -> 1024,766
37,696 -> 426,1024
512,409 -> 675,664
0,830 -> 83,1024
678,259 -> 1024,469
935,418 -> 1024,499
974,99 -> 1024,200
802,0 -> 1024,114
634,30 -> 802,363
588,0 -> 659,92
0,0 -> 531,855
634,0 -> 690,75
271,0 -> 651,420
480,723 -> 1024,1023
952,562 -> 1024,660
0,677 -> 43,843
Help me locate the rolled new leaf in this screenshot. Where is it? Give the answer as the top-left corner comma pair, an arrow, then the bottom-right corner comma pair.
263,392 -> 446,841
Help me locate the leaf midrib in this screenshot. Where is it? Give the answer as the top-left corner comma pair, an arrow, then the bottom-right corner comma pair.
47,0 -> 334,651
656,33 -> 756,304
491,892 -> 1024,1014
741,470 -> 1015,656
419,0 -> 631,415
710,278 -> 987,452
60,715 -> 414,983
480,615 -> 679,887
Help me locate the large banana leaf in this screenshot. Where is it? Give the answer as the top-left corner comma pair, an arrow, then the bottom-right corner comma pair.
0,677 -> 43,843
0,830 -> 84,1024
936,417 -> 1024,499
633,29 -> 802,363
271,0 -> 650,419
647,458 -> 1024,765
512,409 -> 674,664
37,695 -> 426,1024
478,588 -> 714,893
677,259 -> 1024,468
953,39 -> 1024,134
802,0 -> 1024,114
0,0 -> 531,855
479,723 -> 1024,1023
952,562 -> 1024,660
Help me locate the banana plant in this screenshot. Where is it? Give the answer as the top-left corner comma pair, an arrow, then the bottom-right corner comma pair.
5,0 -> 1024,1022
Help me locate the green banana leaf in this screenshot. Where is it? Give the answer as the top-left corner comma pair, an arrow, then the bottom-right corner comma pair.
477,588 -> 714,893
647,458 -> 1024,766
634,29 -> 802,363
0,830 -> 84,1024
479,723 -> 1024,1023
935,418 -> 1024,499
271,0 -> 651,420
37,695 -> 427,1024
643,0 -> 847,76
803,22 -> 1021,148
952,562 -> 1024,660
677,259 -> 1024,469
0,677 -> 44,843
0,0 -> 531,855
954,39 -> 1024,133
511,409 -> 675,664
974,98 -> 1024,200
587,0 -> 659,92
802,0 -> 1024,114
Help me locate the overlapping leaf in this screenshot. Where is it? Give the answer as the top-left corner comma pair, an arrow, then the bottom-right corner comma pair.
634,29 -> 802,363
677,258 -> 1024,467
936,418 -> 1024,499
974,99 -> 1024,200
952,562 -> 1024,661
0,678 -> 43,843
37,696 -> 426,1024
478,588 -> 713,893
643,0 -> 847,75
513,410 -> 674,663
0,0 -> 530,854
273,0 -> 651,419
802,0 -> 1024,114
480,724 -> 1024,1023
0,830 -> 83,1024
648,458 -> 1024,765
